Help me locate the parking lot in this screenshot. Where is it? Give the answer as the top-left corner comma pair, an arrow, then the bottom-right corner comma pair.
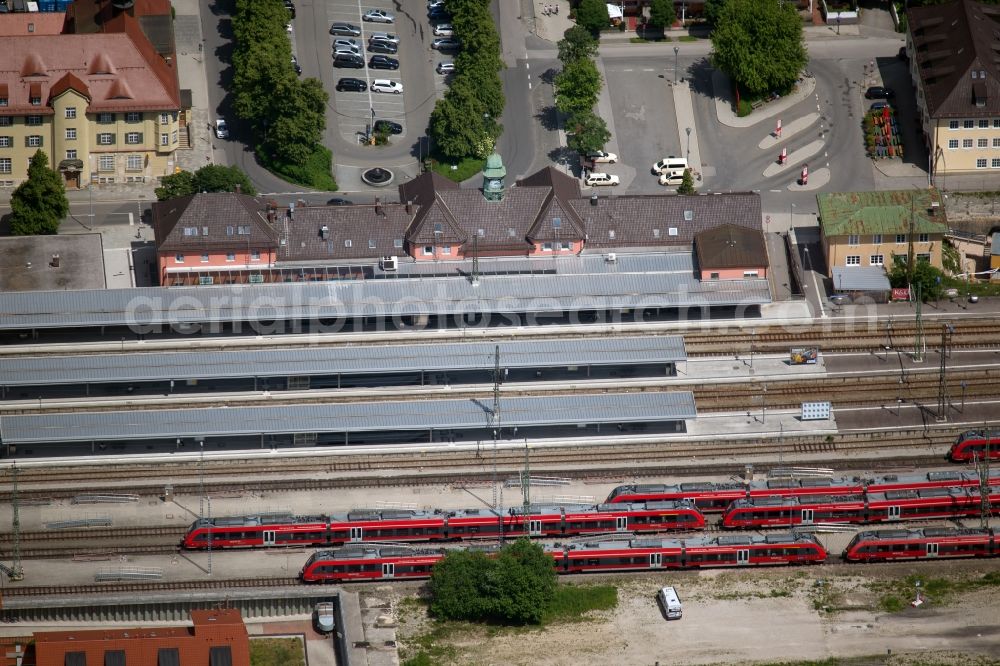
287,0 -> 456,144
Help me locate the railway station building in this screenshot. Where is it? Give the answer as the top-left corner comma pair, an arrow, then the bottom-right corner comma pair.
817,189 -> 948,278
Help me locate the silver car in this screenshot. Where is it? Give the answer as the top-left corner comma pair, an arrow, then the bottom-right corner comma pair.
368,31 -> 399,44
363,9 -> 394,23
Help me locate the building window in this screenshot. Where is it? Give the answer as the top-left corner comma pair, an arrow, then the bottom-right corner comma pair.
870,254 -> 884,266
126,111 -> 141,123
175,253 -> 184,263
918,233 -> 929,243
237,225 -> 250,234
993,158 -> 1000,168
97,133 -> 114,145
159,112 -> 169,124
709,272 -> 720,280
994,138 -> 1000,149
948,120 -> 959,130
917,253 -> 931,263
994,119 -> 1000,129
126,155 -> 142,171
846,255 -> 861,266
964,119 -> 975,129
948,139 -> 959,149
963,139 -> 974,148
423,246 -> 433,255
0,137 -> 10,148
896,234 -> 906,244
0,97 -> 7,107
847,234 -> 859,246
872,234 -> 882,244
0,117 -> 9,127
64,107 -> 77,119
977,158 -> 988,168
542,242 -> 552,251
65,128 -> 76,140
226,253 -> 236,262
251,250 -> 261,261
980,119 -> 990,129
160,133 -> 169,146
441,244 -> 451,255
0,158 -> 10,174
26,135 -> 42,147
200,252 -> 209,263
125,132 -> 142,144
743,270 -> 759,278
98,112 -> 114,124
172,130 -> 178,144
99,155 -> 114,171
979,138 -> 989,148
29,96 -> 40,105
26,115 -> 42,126
65,149 -> 76,159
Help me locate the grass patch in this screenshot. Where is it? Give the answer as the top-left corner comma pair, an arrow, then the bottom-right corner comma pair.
541,584 -> 618,623
629,37 -> 650,43
400,622 -> 462,666
941,275 -> 1000,297
256,144 -> 337,191
428,155 -> 485,183
677,35 -> 700,41
871,572 -> 1000,613
250,637 -> 305,666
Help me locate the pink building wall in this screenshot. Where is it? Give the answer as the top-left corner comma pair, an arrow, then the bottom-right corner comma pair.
700,267 -> 767,280
158,248 -> 276,284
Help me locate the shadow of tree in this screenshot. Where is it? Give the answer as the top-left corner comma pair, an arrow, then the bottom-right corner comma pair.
686,57 -> 718,100
536,105 -> 559,132
547,146 -> 580,176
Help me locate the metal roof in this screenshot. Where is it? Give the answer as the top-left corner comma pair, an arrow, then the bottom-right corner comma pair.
817,190 -> 947,237
832,267 -> 891,292
0,392 -> 697,444
0,253 -> 771,330
0,336 -> 686,386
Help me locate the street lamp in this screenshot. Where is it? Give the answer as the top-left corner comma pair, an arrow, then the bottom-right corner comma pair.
685,127 -> 692,162
789,202 -> 796,231
673,46 -> 680,84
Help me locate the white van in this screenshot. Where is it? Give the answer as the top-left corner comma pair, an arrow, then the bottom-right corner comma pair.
652,156 -> 688,176
658,586 -> 682,620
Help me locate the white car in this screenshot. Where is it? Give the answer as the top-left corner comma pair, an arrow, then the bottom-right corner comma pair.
371,79 -> 403,94
286,23 -> 293,32
585,172 -> 620,187
363,9 -> 395,23
433,23 -> 454,36
214,119 -> 228,139
652,156 -> 687,174
587,150 -> 618,164
333,38 -> 358,49
658,171 -> 685,187
428,0 -> 445,9
334,43 -> 361,55
368,31 -> 399,44
436,62 -> 455,74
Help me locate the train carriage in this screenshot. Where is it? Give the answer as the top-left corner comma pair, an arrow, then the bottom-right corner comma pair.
328,509 -> 449,544
865,486 -> 1000,523
721,494 -> 869,529
949,430 -> 1000,462
682,533 -> 827,567
184,514 -> 331,549
843,528 -> 997,563
300,545 -> 449,583
551,539 -> 686,574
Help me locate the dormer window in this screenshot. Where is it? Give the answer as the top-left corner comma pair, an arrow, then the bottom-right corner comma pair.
0,98 -> 8,107
608,230 -> 615,239
29,96 -> 41,106
683,210 -> 694,221
552,217 -> 561,229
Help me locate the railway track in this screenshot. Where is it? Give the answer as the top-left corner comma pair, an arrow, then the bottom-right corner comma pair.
0,526 -> 187,560
0,577 -> 302,598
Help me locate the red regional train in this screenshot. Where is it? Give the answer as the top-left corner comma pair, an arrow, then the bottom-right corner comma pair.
605,469 -> 997,512
720,484 -> 1000,529
843,527 -> 998,563
299,532 -> 828,583
182,501 -> 705,549
949,430 -> 1000,462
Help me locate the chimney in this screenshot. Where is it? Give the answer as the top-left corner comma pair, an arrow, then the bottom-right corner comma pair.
405,200 -> 413,215
590,193 -> 598,206
374,197 -> 384,217
50,254 -> 60,268
234,183 -> 241,194
320,225 -> 329,240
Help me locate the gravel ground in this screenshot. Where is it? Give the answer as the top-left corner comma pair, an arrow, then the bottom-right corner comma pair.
392,560 -> 1000,666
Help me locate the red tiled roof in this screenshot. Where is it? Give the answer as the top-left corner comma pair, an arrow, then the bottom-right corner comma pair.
48,72 -> 92,102
0,12 -> 67,37
0,29 -> 179,114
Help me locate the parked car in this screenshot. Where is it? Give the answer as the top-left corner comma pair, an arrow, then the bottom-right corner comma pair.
368,39 -> 398,54
283,0 -> 295,19
214,119 -> 228,139
329,22 -> 362,36
658,171 -> 685,187
585,172 -> 620,186
286,23 -> 293,32
374,119 -> 403,135
291,55 -> 302,75
436,61 -> 455,74
333,53 -> 365,68
327,198 -> 353,206
314,602 -> 335,634
865,86 -> 895,100
870,100 -> 892,111
428,7 -> 450,21
428,0 -> 445,9
651,156 -> 687,174
369,55 -> 400,70
334,44 -> 361,56
371,79 -> 403,94
363,9 -> 395,23
333,38 -> 359,50
433,23 -> 454,36
368,32 -> 400,44
335,77 -> 367,92
432,37 -> 460,50
587,150 -> 618,164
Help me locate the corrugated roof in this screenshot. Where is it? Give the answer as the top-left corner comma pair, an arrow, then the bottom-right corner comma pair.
832,267 -> 891,291
0,336 -> 686,386
992,232 -> 1000,256
0,392 -> 697,443
694,224 -> 769,269
0,253 -> 771,330
909,0 -> 1000,118
817,190 -> 948,237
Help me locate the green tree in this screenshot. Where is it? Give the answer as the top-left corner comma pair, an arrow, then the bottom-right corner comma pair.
647,0 -> 676,31
702,0 -> 730,26
558,25 -> 598,62
428,549 -> 494,620
429,83 -> 489,160
155,165 -> 256,201
676,168 -> 695,194
9,150 -> 69,235
888,258 -> 943,301
565,109 -> 611,155
574,0 -> 609,37
264,77 -> 328,165
555,57 -> 602,116
711,0 -> 807,97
